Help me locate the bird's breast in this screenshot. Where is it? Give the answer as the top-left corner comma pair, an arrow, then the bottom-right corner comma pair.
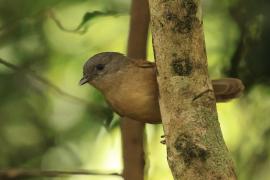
104,67 -> 161,123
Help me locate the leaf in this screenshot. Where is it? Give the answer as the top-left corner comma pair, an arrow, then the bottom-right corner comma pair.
75,10 -> 119,32
48,9 -> 121,34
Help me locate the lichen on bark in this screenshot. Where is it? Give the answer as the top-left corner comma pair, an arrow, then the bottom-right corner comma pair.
149,0 -> 237,179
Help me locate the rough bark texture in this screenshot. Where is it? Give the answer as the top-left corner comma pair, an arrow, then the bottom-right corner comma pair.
120,0 -> 150,179
148,0 -> 237,179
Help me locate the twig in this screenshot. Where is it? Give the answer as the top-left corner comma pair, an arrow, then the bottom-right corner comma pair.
228,32 -> 246,77
0,58 -> 95,107
47,10 -> 84,33
120,0 -> 150,179
0,169 -> 122,179
192,89 -> 213,102
47,9 -> 120,34
0,0 -> 64,31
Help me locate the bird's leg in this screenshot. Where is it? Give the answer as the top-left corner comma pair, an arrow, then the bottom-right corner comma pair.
160,135 -> 166,144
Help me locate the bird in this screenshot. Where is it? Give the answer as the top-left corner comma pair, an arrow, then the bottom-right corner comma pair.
79,52 -> 244,124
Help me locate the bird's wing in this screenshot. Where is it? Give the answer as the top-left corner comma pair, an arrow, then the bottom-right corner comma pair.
130,58 -> 155,68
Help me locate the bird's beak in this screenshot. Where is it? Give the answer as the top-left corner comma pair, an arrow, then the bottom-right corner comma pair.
79,76 -> 89,86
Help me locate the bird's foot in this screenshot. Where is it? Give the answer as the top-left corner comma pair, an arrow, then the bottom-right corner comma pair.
160,135 -> 166,145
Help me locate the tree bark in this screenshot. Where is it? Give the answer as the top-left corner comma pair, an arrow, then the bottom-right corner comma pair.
121,0 -> 150,179
148,0 -> 237,179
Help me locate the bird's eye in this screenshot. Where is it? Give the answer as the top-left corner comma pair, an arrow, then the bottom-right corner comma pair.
95,64 -> 105,71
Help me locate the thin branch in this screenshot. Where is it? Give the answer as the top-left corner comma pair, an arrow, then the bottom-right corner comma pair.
120,0 -> 150,179
228,31 -> 246,77
0,58 -> 95,107
0,169 -> 122,179
47,9 -> 121,34
0,2 -> 62,39
47,10 -> 85,34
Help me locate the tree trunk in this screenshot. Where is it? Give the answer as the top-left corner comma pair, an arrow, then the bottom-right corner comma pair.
148,0 -> 237,179
121,0 -> 150,179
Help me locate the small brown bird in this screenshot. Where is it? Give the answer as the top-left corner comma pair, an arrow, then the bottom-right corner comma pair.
80,52 -> 244,124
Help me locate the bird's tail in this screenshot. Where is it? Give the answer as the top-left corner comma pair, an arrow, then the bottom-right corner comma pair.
212,78 -> 245,102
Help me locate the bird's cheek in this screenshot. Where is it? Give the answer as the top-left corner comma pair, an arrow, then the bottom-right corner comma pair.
88,78 -> 98,86
87,72 -> 98,82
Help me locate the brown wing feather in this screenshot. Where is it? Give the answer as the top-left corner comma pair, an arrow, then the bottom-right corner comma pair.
212,78 -> 245,102
130,58 -> 155,68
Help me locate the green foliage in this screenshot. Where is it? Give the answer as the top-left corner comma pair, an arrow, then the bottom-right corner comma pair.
75,10 -> 120,33
0,0 -> 270,180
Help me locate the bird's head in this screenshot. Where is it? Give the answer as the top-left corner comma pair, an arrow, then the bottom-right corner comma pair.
79,52 -> 126,88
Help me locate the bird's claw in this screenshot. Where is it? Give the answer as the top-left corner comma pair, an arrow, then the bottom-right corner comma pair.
160,135 -> 166,145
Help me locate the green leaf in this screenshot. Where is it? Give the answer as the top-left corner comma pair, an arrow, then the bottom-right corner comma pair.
75,10 -> 119,32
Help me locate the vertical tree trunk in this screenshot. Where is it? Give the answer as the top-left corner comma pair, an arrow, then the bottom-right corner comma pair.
121,0 -> 150,179
148,0 -> 237,179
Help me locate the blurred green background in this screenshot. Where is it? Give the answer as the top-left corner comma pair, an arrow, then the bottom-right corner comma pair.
0,0 -> 269,179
